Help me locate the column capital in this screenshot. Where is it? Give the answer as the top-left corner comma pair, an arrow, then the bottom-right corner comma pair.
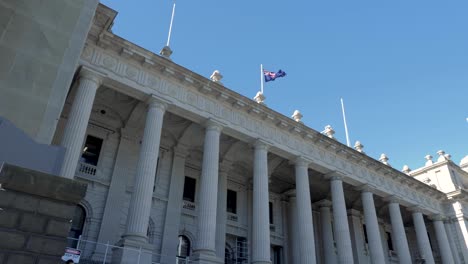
430,214 -> 446,222
146,95 -> 168,111
205,118 -> 224,133
253,139 -> 270,151
283,188 -> 296,198
356,184 -> 376,193
294,156 -> 311,167
173,144 -> 189,158
315,199 -> 332,208
385,195 -> 403,204
324,172 -> 344,181
79,67 -> 105,86
219,160 -> 233,174
408,206 -> 425,214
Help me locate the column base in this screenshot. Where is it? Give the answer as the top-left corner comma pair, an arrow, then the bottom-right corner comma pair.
111,238 -> 155,264
190,250 -> 223,264
252,261 -> 272,264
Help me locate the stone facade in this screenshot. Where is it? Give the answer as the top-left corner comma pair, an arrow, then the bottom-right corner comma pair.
46,4 -> 468,264
0,163 -> 87,264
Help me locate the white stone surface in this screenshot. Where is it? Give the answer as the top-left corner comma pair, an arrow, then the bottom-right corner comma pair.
330,176 -> 354,264
252,140 -> 271,264
124,98 -> 166,241
60,69 -> 101,179
361,189 -> 385,263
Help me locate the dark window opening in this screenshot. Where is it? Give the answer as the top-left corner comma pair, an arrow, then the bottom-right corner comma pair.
269,202 -> 274,224
427,232 -> 434,251
153,158 -> 160,192
227,189 -> 237,214
183,177 -> 196,202
177,235 -> 191,261
386,232 -> 394,251
272,246 -> 283,264
363,224 -> 369,244
80,135 -> 103,166
67,205 -> 86,248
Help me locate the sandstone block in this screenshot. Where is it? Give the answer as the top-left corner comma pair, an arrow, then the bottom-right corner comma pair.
19,212 -> 47,233
0,209 -> 19,228
0,231 -> 26,250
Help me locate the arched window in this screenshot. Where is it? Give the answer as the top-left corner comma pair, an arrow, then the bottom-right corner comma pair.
67,205 -> 86,248
177,235 -> 191,262
225,244 -> 235,264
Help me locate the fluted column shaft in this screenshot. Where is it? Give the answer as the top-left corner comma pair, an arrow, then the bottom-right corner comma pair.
60,70 -> 101,179
288,195 -> 299,264
361,190 -> 385,263
433,218 -> 455,264
195,120 -> 222,254
330,177 -> 354,264
295,158 -> 316,264
319,201 -> 337,264
412,211 -> 435,264
215,164 -> 230,259
388,202 -> 412,264
124,98 -> 166,241
252,140 -> 271,264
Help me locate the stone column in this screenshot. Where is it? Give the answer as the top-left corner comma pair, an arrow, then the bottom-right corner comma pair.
433,216 -> 455,264
252,140 -> 271,264
360,187 -> 385,263
294,157 -> 316,264
387,199 -> 412,264
412,210 -> 435,264
123,97 -> 166,241
60,69 -> 102,179
215,162 -> 232,259
330,176 -> 354,264
317,200 -> 337,264
193,120 -> 223,263
160,146 -> 188,264
281,198 -> 290,264
287,191 -> 299,264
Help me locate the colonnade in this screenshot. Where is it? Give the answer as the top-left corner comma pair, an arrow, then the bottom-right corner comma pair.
59,69 -> 456,264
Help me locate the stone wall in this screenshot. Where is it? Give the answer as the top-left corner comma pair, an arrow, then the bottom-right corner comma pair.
0,0 -> 99,144
0,163 -> 87,264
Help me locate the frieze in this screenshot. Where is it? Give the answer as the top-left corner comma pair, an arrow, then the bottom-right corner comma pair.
81,44 -> 445,214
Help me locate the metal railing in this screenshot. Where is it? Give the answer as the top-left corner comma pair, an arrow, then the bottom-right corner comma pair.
65,237 -> 193,264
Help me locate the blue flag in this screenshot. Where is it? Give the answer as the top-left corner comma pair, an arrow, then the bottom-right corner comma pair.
264,69 -> 286,82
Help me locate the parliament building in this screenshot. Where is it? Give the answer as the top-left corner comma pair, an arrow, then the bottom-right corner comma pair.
48,4 -> 468,264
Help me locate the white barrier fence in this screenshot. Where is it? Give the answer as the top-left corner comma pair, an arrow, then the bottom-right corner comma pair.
65,237 -> 193,264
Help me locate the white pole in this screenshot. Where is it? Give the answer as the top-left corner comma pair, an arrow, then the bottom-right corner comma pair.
166,2 -> 176,46
341,98 -> 351,147
260,64 -> 264,94
77,235 -> 82,249
102,241 -> 109,264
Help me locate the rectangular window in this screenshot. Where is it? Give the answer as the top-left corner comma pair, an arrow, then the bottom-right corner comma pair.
386,232 -> 394,251
269,202 -> 274,224
226,189 -> 237,214
183,177 -> 196,202
81,135 -> 103,166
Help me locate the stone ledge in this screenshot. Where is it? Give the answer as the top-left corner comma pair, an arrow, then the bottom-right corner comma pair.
0,163 -> 87,203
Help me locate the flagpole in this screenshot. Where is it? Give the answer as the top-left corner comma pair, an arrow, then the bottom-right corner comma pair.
341,98 -> 351,147
260,64 -> 264,94
166,1 -> 176,47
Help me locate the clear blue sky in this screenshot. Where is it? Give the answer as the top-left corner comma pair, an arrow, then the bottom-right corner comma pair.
101,0 -> 468,171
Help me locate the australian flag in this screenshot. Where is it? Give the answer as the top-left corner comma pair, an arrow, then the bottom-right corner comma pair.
264,69 -> 287,82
